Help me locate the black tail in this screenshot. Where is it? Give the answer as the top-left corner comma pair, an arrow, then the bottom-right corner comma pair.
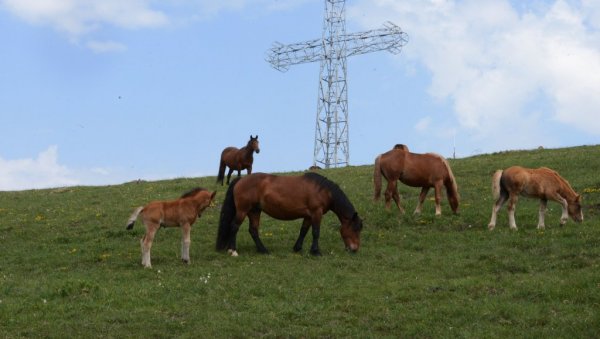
216,177 -> 240,250
217,160 -> 226,185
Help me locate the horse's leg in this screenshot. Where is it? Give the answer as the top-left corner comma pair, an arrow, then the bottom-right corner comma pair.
248,211 -> 269,254
414,187 -> 430,215
507,193 -> 519,230
309,215 -> 323,256
247,165 -> 252,175
293,218 -> 311,252
227,212 -> 246,256
180,223 -> 191,264
537,199 -> 547,229
141,223 -> 158,268
226,168 -> 234,185
385,180 -> 404,213
433,182 -> 443,216
553,193 -> 569,225
488,194 -> 507,230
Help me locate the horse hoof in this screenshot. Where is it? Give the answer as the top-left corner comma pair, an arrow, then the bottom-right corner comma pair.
293,246 -> 302,253
310,249 -> 322,256
228,250 -> 239,257
182,259 -> 190,264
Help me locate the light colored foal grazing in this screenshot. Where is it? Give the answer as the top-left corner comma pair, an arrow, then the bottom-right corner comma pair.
126,188 -> 216,268
488,166 -> 583,230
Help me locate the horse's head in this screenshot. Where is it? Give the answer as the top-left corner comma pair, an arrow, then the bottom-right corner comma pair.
248,135 -> 260,154
197,191 -> 217,216
568,194 -> 584,223
340,212 -> 363,252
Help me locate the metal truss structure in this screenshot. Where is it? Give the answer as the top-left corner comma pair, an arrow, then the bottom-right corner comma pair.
267,0 -> 408,168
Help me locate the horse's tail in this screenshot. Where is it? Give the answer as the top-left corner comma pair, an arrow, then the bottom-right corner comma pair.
126,206 -> 144,230
216,177 -> 240,250
442,158 -> 460,214
216,158 -> 226,185
373,154 -> 383,201
491,169 -> 504,200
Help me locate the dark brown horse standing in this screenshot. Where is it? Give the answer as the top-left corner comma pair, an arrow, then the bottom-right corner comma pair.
216,172 -> 363,256
126,188 -> 216,268
488,166 -> 583,230
217,135 -> 260,185
373,144 -> 459,215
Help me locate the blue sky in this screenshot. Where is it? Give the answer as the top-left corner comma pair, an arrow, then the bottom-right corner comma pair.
1,0 -> 599,190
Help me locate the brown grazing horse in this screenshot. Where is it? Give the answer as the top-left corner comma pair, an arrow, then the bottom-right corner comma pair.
373,144 -> 459,215
488,166 -> 583,230
126,188 -> 216,268
216,172 -> 363,256
217,135 -> 260,185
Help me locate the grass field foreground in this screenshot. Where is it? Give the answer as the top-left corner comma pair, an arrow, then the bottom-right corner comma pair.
1,145 -> 599,337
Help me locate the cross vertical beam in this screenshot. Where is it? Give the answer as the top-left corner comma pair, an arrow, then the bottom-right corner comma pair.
315,0 -> 349,167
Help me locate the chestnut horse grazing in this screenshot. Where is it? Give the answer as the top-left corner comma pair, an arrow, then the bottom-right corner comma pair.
217,135 -> 260,185
216,172 -> 363,256
488,166 -> 583,230
373,145 -> 459,215
126,188 -> 216,268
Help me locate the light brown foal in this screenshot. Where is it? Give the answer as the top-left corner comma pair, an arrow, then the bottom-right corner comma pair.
126,188 -> 216,268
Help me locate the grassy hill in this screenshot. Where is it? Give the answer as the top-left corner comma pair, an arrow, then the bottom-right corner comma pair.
1,145 -> 599,337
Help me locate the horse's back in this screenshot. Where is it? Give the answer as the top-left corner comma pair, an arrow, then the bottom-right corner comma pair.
502,166 -> 565,198
234,173 -> 327,220
401,152 -> 449,186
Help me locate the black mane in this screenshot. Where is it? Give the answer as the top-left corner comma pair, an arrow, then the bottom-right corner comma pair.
180,187 -> 208,198
303,172 -> 357,220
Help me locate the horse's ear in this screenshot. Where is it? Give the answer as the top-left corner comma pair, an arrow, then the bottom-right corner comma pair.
352,212 -> 359,221
211,191 -> 217,200
577,194 -> 582,202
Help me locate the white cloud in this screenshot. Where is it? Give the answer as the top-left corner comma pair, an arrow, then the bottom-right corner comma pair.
1,0 -> 168,48
0,0 -> 311,50
0,146 -> 79,191
349,0 -> 600,148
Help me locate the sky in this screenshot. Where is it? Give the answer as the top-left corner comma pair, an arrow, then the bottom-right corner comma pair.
0,0 -> 599,191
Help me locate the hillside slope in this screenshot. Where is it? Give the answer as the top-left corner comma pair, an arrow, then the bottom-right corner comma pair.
1,145 -> 599,337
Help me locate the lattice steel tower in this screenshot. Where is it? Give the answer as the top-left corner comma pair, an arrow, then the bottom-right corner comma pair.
267,0 -> 408,168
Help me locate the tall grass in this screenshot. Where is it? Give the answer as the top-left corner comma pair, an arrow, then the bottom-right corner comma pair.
1,145 -> 599,337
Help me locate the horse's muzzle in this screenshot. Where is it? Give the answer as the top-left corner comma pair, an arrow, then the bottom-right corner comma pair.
346,245 -> 359,253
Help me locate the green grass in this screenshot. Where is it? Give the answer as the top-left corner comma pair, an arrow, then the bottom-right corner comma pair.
1,145 -> 599,337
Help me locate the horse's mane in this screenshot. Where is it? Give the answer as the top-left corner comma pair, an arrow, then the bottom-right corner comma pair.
538,167 -> 577,197
303,173 -> 357,222
180,187 -> 208,198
